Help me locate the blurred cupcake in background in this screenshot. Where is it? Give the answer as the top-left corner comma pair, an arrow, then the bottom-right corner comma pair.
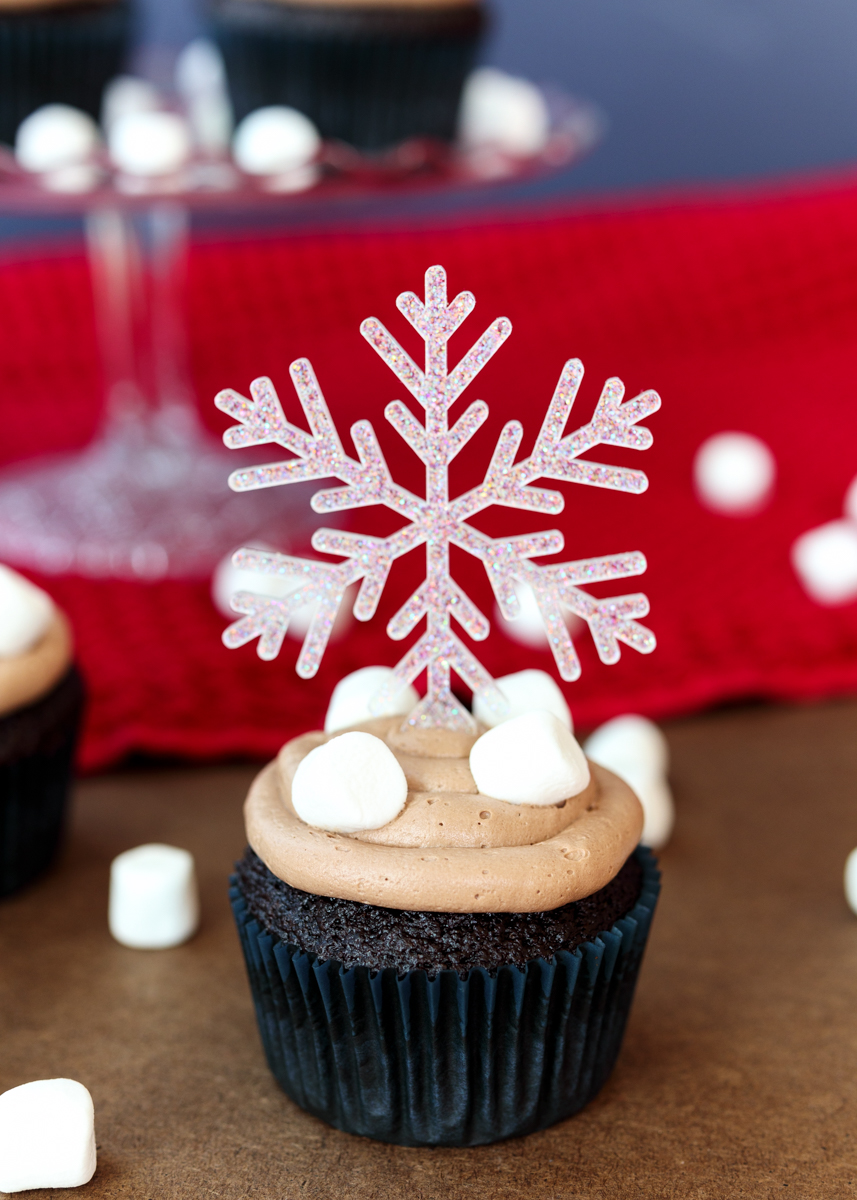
0,566 -> 83,896
210,0 -> 486,152
0,0 -> 130,147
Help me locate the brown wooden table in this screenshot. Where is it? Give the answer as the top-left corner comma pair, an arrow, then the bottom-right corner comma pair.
4,700 -> 857,1198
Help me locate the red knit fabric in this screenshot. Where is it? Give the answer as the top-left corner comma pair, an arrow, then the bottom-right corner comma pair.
4,178 -> 857,770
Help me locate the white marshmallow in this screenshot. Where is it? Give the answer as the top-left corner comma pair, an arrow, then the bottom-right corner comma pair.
109,843 -> 199,949
0,1079 -> 96,1193
792,519 -> 857,605
292,731 -> 408,833
15,105 -> 100,173
584,715 -> 673,849
845,847 -> 857,915
469,710 -> 589,806
109,111 -> 191,177
693,431 -> 775,515
473,669 -> 572,731
0,564 -> 54,658
324,666 -> 419,732
232,106 -> 321,175
458,67 -> 550,156
101,76 -> 161,133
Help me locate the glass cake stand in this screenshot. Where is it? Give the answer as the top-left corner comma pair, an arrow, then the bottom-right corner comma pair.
0,90 -> 602,581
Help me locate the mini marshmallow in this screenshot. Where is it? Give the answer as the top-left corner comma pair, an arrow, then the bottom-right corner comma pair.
324,666 -> 419,732
15,105 -> 100,173
109,111 -> 191,177
0,564 -> 54,658
584,715 -> 673,849
292,731 -> 408,833
101,75 -> 162,132
693,431 -> 775,515
232,106 -> 321,175
791,519 -> 857,605
473,669 -> 572,731
109,843 -> 199,949
458,67 -> 550,156
845,847 -> 857,915
0,1079 -> 96,1193
469,710 -> 589,806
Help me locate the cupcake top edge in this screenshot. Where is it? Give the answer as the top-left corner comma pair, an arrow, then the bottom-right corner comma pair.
0,567 -> 73,718
244,720 -> 643,912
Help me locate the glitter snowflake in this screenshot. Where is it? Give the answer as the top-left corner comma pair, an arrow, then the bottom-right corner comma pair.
215,265 -> 660,731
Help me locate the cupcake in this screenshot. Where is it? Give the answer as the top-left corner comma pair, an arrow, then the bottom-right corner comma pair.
0,0 -> 130,148
0,565 -> 83,896
231,707 -> 659,1146
210,0 -> 486,151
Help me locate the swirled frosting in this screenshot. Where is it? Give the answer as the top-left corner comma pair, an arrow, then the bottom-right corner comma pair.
0,609 -> 73,719
245,717 -> 643,913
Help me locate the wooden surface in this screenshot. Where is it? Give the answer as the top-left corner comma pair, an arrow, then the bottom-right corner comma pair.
4,700 -> 857,1198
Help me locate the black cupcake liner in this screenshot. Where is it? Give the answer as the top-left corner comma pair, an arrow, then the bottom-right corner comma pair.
0,2 -> 130,148
0,666 -> 84,897
231,845 -> 660,1147
210,1 -> 485,151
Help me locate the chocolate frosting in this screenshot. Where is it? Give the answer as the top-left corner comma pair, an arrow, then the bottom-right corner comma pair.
245,717 -> 644,913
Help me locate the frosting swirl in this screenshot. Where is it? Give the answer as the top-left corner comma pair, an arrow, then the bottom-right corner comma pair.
245,717 -> 643,913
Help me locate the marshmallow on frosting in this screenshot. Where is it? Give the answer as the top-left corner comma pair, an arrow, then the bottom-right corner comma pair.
585,715 -> 673,849
0,564 -> 54,659
292,731 -> 408,833
473,669 -> 572,731
469,710 -> 589,806
324,666 -> 419,732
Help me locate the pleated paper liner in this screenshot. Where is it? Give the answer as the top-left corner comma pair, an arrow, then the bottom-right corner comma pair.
210,0 -> 486,150
0,1 -> 130,147
231,845 -> 660,1147
0,666 -> 84,896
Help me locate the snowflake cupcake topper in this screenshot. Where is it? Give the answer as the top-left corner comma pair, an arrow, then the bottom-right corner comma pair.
216,265 -> 660,731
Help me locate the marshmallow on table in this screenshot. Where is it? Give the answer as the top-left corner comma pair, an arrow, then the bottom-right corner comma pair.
232,106 -> 321,175
0,564 -> 54,658
108,111 -> 192,177
15,105 -> 100,173
0,1079 -> 96,1193
292,731 -> 408,833
584,715 -> 674,849
325,666 -> 419,732
458,67 -> 550,156
109,843 -> 199,949
473,669 -> 572,731
693,431 -> 776,515
844,847 -> 857,915
791,519 -> 857,606
470,710 -> 589,806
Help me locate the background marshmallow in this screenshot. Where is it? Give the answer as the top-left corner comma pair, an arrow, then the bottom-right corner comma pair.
109,111 -> 192,177
584,715 -> 674,848
0,1079 -> 96,1193
0,564 -> 55,658
109,843 -> 199,949
469,710 -> 589,806
473,669 -> 572,731
324,666 -> 419,732
292,731 -> 408,833
791,519 -> 857,605
15,105 -> 100,173
844,847 -> 857,916
693,431 -> 776,515
458,67 -> 550,155
232,106 -> 321,175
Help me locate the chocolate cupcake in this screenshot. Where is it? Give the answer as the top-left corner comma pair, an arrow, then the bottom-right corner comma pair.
231,713 -> 659,1146
0,565 -> 83,896
211,0 -> 486,151
0,0 -> 130,148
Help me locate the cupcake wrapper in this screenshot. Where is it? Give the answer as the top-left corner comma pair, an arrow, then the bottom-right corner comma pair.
0,667 -> 84,897
211,1 -> 485,150
0,3 -> 130,147
231,846 -> 660,1147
